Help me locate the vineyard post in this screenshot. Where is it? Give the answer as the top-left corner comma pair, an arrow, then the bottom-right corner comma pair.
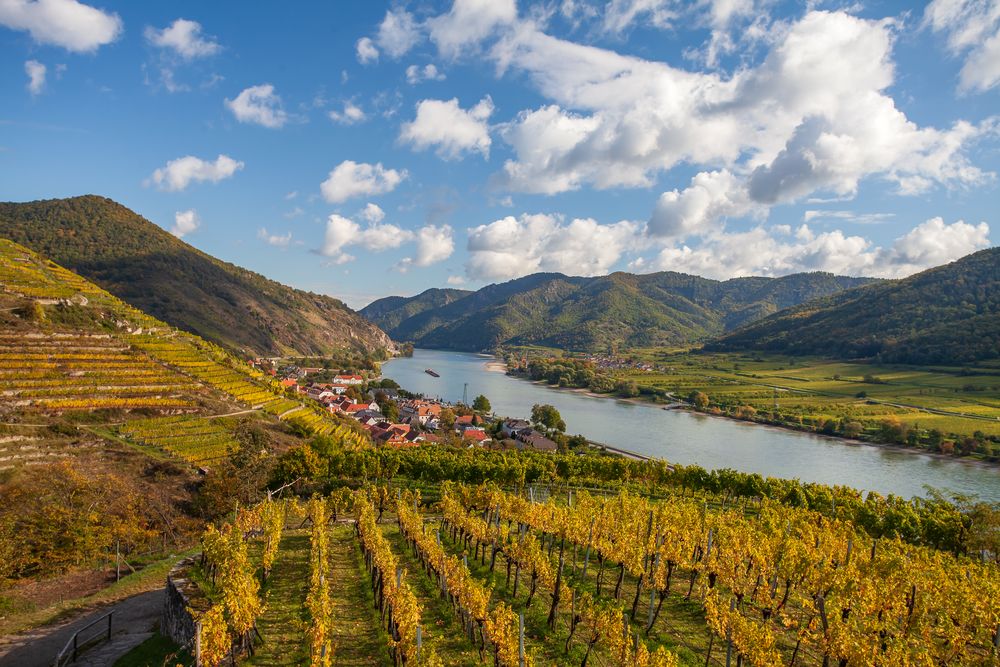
647,589 -> 656,630
416,625 -> 422,661
725,596 -> 735,667
518,612 -> 525,667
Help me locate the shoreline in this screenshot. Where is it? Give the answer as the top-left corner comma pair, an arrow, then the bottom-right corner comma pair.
496,363 -> 1000,472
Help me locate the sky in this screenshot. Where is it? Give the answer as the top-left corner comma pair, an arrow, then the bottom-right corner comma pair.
1,0 -> 998,309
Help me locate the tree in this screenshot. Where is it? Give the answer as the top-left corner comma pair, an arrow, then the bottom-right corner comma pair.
531,404 -> 566,433
439,408 -> 456,431
688,391 -> 709,410
615,381 -> 640,398
472,394 -> 491,414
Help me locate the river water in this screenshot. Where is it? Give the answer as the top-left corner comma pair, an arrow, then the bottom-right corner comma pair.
382,349 -> 1000,501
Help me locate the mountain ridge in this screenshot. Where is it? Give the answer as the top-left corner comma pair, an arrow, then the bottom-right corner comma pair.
708,246 -> 1000,364
362,269 -> 877,352
0,195 -> 393,358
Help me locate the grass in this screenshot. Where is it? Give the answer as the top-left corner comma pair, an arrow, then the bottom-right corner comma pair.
113,631 -> 193,667
0,547 -> 198,638
246,530 -> 310,666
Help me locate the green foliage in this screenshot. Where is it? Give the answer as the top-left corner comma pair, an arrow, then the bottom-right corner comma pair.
712,247 -> 1000,364
0,196 -> 391,357
531,403 -> 566,433
471,394 -> 491,413
362,271 -> 874,352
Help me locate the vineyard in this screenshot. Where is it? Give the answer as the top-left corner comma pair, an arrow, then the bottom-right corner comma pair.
119,415 -> 241,465
0,331 -> 203,412
178,485 -> 1000,667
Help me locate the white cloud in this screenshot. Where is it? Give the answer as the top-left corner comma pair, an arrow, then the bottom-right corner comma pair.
0,0 -> 121,52
144,18 -> 219,59
603,0 -> 677,33
924,0 -> 1000,93
465,213 -> 639,281
429,0 -> 517,57
406,63 -> 446,84
446,274 -> 467,285
361,203 -> 385,223
329,101 -> 366,125
320,212 -> 416,263
483,10 -> 996,226
148,154 -> 244,192
170,209 -> 200,238
635,218 -> 990,279
356,36 -> 379,64
649,170 -> 759,239
802,210 -> 895,225
257,228 -> 292,248
320,160 -> 407,203
24,59 -> 45,95
225,84 -> 289,128
400,96 -> 494,159
376,8 -> 421,58
411,224 -> 454,266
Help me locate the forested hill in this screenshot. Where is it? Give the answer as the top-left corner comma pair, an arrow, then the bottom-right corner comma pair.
709,247 -> 1000,364
362,270 -> 875,352
0,196 -> 393,358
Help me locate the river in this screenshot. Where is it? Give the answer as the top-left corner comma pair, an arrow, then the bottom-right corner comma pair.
382,349 -> 1000,501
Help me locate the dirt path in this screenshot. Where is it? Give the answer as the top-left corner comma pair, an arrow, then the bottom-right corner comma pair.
327,525 -> 389,666
247,531 -> 310,666
0,589 -> 162,667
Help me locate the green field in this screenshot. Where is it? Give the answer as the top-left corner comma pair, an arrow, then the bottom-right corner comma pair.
617,350 -> 1000,445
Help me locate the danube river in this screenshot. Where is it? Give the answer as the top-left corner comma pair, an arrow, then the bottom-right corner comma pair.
382,349 -> 1000,501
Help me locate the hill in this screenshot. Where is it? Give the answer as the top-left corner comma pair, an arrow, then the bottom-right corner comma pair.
0,236 -> 368,584
362,271 -> 875,352
0,196 -> 393,358
709,247 -> 1000,364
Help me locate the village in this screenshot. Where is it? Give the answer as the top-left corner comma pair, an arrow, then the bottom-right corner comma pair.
250,358 -> 562,452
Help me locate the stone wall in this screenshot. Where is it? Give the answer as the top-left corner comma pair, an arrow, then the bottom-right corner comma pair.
161,557 -> 209,664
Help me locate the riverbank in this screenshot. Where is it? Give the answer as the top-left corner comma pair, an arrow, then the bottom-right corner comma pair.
507,369 -> 1000,473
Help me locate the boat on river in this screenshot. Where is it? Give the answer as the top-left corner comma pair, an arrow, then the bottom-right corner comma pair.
424,368 -> 440,377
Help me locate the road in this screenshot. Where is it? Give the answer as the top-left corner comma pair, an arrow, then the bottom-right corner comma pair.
0,589 -> 162,667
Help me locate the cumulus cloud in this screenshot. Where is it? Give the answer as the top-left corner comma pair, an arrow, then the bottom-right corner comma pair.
25,59 -> 45,95
144,18 -> 219,59
925,0 -> 1000,93
479,9 -> 996,232
400,96 -> 494,159
412,224 -> 454,266
329,101 -> 366,125
446,274 -> 467,285
376,8 -> 421,58
257,228 -> 292,248
361,203 -> 385,223
148,154 -> 244,192
0,0 -> 121,52
225,84 -> 288,128
170,209 -> 200,238
320,160 -> 407,203
320,212 -> 416,263
649,170 -> 759,239
465,213 -> 639,281
356,36 -> 379,64
635,218 -> 991,279
406,63 -> 446,84
429,0 -> 516,57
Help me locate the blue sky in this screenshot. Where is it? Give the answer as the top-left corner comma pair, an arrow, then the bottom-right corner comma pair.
1,0 -> 998,308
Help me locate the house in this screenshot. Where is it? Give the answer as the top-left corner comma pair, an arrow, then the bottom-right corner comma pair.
280,378 -> 299,390
501,419 -> 532,438
334,374 -> 364,385
454,414 -> 482,430
462,428 -> 490,445
305,387 -> 336,402
345,401 -> 379,414
517,430 -> 558,452
400,400 -> 442,425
